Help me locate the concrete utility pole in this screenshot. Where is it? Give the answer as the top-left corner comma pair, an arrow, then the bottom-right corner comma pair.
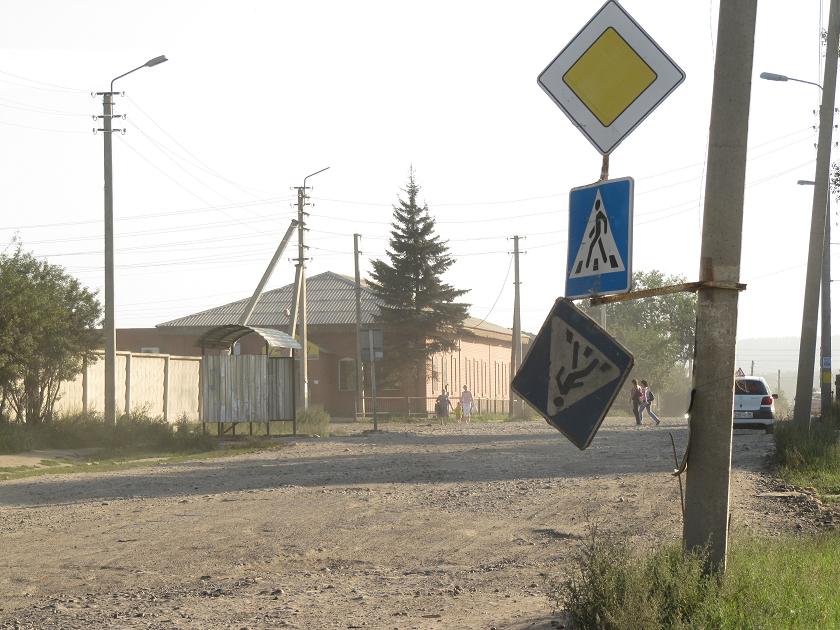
794,0 -> 840,426
368,329 -> 378,430
293,167 -> 330,410
239,220 -> 298,326
353,234 -> 365,418
102,90 -> 117,425
294,186 -> 309,409
509,236 -> 524,417
821,206 -> 832,418
98,55 -> 167,425
682,0 -> 756,572
750,360 -> 755,376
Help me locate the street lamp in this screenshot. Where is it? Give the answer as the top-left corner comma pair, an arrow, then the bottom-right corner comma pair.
759,71 -> 824,90
98,55 -> 168,425
761,68 -> 835,424
295,166 -> 330,410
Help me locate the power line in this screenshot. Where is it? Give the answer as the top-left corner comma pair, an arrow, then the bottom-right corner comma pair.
0,196 -> 294,232
0,74 -> 86,93
119,136 -> 267,235
126,95 -> 283,199
471,255 -> 514,327
0,118 -> 88,134
0,95 -> 89,117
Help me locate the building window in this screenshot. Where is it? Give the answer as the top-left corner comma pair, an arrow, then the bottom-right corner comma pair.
338,358 -> 356,391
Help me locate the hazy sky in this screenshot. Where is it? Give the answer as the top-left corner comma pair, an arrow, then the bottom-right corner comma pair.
0,1 -> 832,353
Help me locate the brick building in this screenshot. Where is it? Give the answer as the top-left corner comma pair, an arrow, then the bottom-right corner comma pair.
118,271 -> 530,418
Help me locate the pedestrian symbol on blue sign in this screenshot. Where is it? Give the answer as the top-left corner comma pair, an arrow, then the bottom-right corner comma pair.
512,298 -> 634,450
566,177 -> 633,299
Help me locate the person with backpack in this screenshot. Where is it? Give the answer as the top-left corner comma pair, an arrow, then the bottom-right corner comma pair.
640,379 -> 661,426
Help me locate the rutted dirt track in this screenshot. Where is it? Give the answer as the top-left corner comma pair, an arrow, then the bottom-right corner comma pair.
0,418 -> 818,629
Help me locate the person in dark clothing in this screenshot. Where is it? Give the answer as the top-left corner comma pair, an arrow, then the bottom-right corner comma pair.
629,379 -> 643,426
435,390 -> 453,424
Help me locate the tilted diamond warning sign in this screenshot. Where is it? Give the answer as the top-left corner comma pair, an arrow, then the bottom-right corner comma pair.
512,298 -> 634,450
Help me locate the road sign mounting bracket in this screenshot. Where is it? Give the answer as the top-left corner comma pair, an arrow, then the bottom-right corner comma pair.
584,281 -> 747,306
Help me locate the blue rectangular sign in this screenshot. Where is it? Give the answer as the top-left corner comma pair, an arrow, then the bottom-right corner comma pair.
566,177 -> 633,299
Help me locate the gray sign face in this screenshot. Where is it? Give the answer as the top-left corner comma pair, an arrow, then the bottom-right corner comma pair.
512,298 -> 634,450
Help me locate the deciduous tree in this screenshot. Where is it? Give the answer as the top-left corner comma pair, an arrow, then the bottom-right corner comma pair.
582,270 -> 696,400
0,246 -> 101,423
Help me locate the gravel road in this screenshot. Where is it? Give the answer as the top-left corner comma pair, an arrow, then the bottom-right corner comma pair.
0,417 -> 824,629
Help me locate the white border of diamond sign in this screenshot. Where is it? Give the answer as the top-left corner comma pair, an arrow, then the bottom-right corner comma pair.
537,0 -> 685,155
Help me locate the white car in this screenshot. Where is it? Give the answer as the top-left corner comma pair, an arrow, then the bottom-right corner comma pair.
733,376 -> 776,432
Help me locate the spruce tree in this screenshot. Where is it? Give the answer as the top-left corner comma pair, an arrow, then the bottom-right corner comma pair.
368,171 -> 469,390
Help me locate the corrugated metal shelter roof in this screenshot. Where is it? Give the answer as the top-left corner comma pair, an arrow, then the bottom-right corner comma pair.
158,270 -> 528,340
197,325 -> 301,351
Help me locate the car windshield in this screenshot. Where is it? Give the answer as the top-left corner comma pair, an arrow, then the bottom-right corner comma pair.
734,379 -> 768,395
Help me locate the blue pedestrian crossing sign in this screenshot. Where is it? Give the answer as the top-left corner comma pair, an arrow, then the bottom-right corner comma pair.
512,298 -> 634,450
566,177 -> 633,299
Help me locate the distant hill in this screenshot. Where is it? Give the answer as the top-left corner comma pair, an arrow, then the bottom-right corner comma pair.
735,336 -> 840,395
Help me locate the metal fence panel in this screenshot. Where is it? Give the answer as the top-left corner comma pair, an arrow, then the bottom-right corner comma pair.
201,355 -> 294,422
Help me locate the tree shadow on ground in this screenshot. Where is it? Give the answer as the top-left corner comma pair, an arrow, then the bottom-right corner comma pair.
0,423 -> 772,508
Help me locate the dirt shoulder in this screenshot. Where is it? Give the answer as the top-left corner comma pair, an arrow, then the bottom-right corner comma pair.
0,417 -> 829,629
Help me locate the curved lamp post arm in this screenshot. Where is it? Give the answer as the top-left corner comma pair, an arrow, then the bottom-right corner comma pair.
760,71 -> 822,91
111,55 -> 168,91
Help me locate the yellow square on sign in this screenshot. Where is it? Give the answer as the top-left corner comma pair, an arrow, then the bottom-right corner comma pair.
563,27 -> 657,127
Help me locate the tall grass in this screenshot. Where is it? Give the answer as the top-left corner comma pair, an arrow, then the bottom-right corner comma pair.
547,530 -> 840,629
774,419 -> 840,495
549,531 -> 720,630
296,405 -> 330,436
0,410 -> 216,455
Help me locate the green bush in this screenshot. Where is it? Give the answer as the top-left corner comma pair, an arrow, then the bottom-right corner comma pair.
296,405 -> 330,436
548,531 -> 840,629
549,530 -> 719,630
774,419 -> 840,496
0,423 -> 34,454
0,410 -> 216,455
774,419 -> 839,469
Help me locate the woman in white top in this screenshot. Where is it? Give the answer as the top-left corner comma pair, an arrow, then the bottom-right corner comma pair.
460,385 -> 474,422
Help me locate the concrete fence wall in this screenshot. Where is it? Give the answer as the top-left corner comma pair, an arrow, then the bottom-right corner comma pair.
55,351 -> 201,422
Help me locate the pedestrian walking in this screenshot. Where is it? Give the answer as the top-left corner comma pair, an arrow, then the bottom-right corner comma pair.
460,385 -> 474,423
640,379 -> 661,426
435,389 -> 453,424
629,379 -> 643,426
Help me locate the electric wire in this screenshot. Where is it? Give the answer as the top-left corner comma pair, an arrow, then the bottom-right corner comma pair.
125,95 -> 282,199
471,255 -> 514,328
0,69 -> 87,92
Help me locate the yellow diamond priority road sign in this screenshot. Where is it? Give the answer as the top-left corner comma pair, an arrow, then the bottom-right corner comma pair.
538,0 -> 685,155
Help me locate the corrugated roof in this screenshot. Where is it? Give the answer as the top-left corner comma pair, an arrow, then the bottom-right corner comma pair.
159,271 -> 378,328
158,270 -> 527,338
196,325 -> 301,350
